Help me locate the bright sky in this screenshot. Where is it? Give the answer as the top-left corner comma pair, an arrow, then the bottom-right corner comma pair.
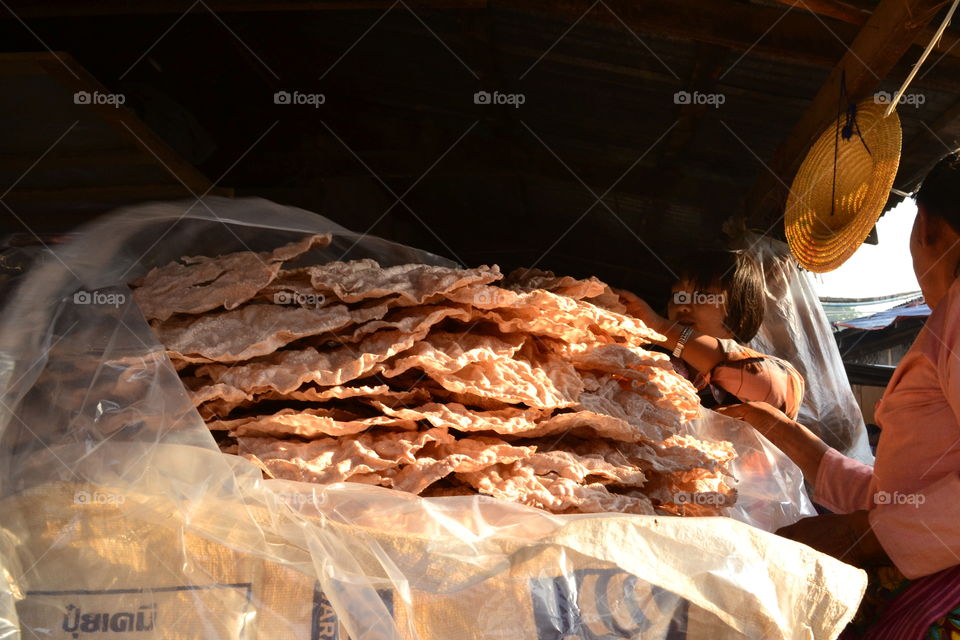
810,198 -> 921,300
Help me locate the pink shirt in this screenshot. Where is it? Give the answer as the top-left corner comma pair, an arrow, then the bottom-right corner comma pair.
814,278 -> 960,579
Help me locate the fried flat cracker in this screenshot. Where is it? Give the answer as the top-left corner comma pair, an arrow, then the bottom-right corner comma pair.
276,384 -> 430,406
567,343 -> 673,373
390,436 -> 535,494
332,304 -> 473,343
267,234 -> 332,261
155,301 -> 392,363
307,262 -> 502,304
379,331 -> 527,377
193,382 -> 431,420
578,373 -> 697,431
511,410 -> 665,443
446,285 -> 663,345
502,268 -> 627,312
456,462 -> 655,515
392,438 -> 647,500
196,328 -> 426,394
521,449 -> 646,486
620,370 -> 701,423
557,437 -> 730,478
391,357 -> 579,410
373,402 -> 549,436
419,385 -> 519,412
213,407 -> 419,438
661,433 -> 737,467
132,234 -> 331,321
256,268 -> 323,306
375,333 -> 582,410
237,428 -> 454,484
503,268 -> 608,298
558,437 -> 736,516
189,382 -> 251,408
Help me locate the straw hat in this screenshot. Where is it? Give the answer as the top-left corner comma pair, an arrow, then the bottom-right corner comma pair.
785,99 -> 902,273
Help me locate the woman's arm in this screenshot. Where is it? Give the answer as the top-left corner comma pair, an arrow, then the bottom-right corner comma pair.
656,322 -> 728,375
718,403 -> 889,568
715,401 -> 829,481
615,288 -> 726,373
718,402 -> 877,513
776,511 -> 889,568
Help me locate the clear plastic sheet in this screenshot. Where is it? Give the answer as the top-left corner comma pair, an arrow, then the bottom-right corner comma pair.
0,198 -> 864,639
738,232 -> 874,464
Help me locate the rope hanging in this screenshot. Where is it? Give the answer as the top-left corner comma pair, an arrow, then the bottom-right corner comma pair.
828,0 -> 960,207
830,71 -> 872,217
884,0 -> 960,117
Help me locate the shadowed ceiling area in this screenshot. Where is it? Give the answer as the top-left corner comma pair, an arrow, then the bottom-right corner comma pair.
1,1 -> 959,299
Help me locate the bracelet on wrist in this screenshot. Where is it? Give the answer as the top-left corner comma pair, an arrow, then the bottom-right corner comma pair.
672,326 -> 694,358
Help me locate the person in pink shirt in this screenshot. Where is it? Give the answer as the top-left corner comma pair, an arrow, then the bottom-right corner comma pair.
618,249 -> 805,419
720,151 -> 960,638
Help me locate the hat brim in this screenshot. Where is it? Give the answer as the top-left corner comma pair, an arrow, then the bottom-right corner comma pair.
785,100 -> 902,273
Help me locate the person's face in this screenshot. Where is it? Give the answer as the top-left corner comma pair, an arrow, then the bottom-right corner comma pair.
667,279 -> 733,339
910,205 -> 941,304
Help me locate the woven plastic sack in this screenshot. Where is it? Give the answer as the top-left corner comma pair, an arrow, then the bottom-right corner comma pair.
0,198 -> 864,639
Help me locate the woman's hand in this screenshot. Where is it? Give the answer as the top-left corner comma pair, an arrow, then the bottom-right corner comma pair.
716,401 -> 830,482
613,287 -> 728,374
715,400 -> 795,439
613,287 -> 667,334
776,511 -> 889,568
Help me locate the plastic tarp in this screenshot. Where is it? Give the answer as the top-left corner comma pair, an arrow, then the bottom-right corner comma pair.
740,233 -> 875,465
0,198 -> 865,639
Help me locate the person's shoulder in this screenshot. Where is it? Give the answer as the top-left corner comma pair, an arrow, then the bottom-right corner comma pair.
722,339 -> 803,377
716,338 -> 771,363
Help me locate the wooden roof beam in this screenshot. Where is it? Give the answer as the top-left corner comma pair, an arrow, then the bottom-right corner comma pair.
774,0 -> 960,59
745,0 -> 952,231
504,1 -> 960,93
774,0 -> 870,24
504,2 -> 956,92
509,0 -> 861,69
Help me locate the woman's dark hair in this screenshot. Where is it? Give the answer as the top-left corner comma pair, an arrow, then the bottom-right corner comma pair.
916,151 -> 960,233
674,249 -> 765,343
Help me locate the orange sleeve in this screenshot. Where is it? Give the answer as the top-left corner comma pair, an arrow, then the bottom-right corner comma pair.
695,339 -> 805,419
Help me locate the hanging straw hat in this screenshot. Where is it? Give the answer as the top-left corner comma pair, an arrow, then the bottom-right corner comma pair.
784,98 -> 901,273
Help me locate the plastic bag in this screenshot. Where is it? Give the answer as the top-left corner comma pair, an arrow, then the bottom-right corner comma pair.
680,412 -> 813,531
739,232 -> 874,464
0,198 -> 863,639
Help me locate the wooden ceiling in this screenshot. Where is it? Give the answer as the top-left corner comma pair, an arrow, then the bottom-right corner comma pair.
1,0 -> 958,298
